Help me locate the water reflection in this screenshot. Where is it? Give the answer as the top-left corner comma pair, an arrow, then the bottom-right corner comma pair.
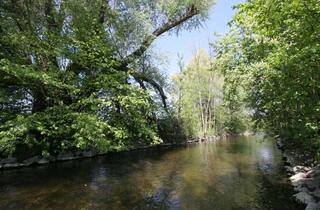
0,136 -> 303,210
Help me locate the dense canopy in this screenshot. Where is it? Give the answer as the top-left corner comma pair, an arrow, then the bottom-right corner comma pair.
0,0 -> 215,157
215,0 -> 320,157
1,0 -> 320,162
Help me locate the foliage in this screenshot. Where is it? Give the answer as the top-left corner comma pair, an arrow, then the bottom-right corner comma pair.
215,0 -> 320,154
212,30 -> 252,135
0,0 -> 214,157
172,49 -> 248,137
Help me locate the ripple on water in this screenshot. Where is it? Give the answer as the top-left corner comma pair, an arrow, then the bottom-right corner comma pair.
0,136 -> 304,210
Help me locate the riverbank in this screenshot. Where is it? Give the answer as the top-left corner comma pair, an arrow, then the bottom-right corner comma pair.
0,136 -> 221,170
276,137 -> 320,210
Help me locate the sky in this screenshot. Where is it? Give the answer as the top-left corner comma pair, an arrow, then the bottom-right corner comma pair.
154,0 -> 244,76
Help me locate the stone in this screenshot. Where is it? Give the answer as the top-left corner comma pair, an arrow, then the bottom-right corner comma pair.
306,170 -> 317,178
22,156 -> 40,166
3,163 -> 25,168
305,202 -> 320,210
294,186 -> 309,193
279,143 -> 320,208
293,181 -> 307,191
38,158 -> 49,164
285,166 -> 293,173
0,157 -> 17,164
276,139 -> 284,149
313,165 -> 320,170
74,151 -> 82,156
47,155 -> 56,162
293,166 -> 311,173
287,172 -> 294,177
290,172 -> 307,183
306,169 -> 320,178
306,177 -> 320,191
311,189 -> 320,199
98,151 -> 107,155
82,150 -> 97,157
294,191 -> 316,204
57,151 -> 77,161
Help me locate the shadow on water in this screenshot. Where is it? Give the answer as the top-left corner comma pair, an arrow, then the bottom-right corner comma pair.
0,136 -> 304,210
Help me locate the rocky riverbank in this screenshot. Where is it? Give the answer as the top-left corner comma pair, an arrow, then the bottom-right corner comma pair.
0,136 -> 220,170
276,138 -> 320,210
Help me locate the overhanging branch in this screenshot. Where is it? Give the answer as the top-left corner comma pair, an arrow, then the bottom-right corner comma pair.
132,72 -> 168,112
121,5 -> 199,68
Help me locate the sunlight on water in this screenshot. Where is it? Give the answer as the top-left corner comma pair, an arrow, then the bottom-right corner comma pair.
0,136 -> 303,210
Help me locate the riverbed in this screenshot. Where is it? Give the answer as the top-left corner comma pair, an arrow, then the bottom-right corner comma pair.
0,136 -> 303,209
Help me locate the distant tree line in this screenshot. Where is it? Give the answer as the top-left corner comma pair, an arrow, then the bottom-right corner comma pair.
172,49 -> 249,138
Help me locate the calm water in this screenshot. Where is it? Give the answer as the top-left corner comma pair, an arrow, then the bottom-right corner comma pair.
0,136 -> 303,210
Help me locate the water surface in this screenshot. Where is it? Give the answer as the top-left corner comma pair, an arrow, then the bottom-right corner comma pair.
0,136 -> 303,210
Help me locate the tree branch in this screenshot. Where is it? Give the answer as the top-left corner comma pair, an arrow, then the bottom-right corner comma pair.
121,5 -> 199,68
132,72 -> 168,112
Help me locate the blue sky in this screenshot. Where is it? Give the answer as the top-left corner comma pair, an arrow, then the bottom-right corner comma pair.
154,0 -> 244,76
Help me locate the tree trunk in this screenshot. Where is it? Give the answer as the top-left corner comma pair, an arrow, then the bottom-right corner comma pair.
32,88 -> 47,113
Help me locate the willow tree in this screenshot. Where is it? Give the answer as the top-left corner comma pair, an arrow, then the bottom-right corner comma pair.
0,0 -> 215,158
172,49 -> 224,137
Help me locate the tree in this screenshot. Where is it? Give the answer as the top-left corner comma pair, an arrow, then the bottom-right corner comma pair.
0,0 -> 215,157
212,30 -> 252,135
215,0 -> 320,156
172,49 -> 225,137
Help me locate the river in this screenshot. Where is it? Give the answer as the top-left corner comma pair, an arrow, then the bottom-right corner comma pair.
0,136 -> 303,210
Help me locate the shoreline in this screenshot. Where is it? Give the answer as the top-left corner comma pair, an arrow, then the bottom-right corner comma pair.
276,137 -> 320,210
0,136 -> 221,170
